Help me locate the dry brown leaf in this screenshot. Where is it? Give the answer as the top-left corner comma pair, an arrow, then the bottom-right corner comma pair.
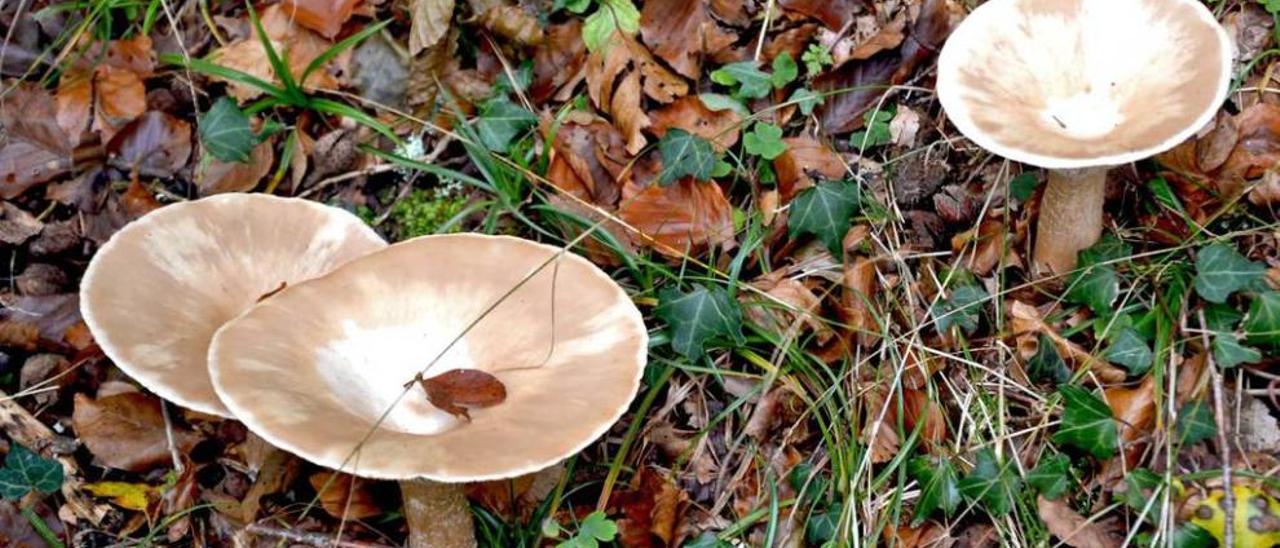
586,31 -> 688,154
92,65 -> 147,143
477,5 -> 544,46
1221,103 -> 1280,182
0,321 -> 39,352
308,471 -> 382,519
546,114 -> 629,206
410,0 -> 454,54
619,179 -> 734,257
743,277 -> 831,341
610,468 -> 687,548
1102,375 -> 1156,474
640,0 -> 736,79
55,73 -> 93,146
0,202 -> 44,245
282,0 -> 361,39
774,136 -> 846,202
884,522 -> 951,548
0,84 -> 74,199
1036,496 -> 1122,548
532,21 -> 587,104
464,464 -> 564,520
413,369 -> 507,421
1009,301 -> 1127,383
72,392 -> 199,473
120,180 -> 161,219
863,386 -> 899,464
842,255 -> 879,347
106,111 -> 193,178
0,501 -> 59,548
71,34 -> 155,77
953,219 -> 1017,276
197,139 -> 275,195
209,5 -> 345,102
1196,112 -> 1239,173
901,387 -> 948,452
778,0 -> 873,31
648,96 -> 741,151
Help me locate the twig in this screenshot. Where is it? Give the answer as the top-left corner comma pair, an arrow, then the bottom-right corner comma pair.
160,401 -> 185,475
238,523 -> 395,548
1198,310 -> 1233,548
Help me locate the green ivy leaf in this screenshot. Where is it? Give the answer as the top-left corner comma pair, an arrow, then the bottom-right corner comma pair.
1028,334 -> 1070,385
787,180 -> 861,256
1104,327 -> 1152,375
1214,334 -> 1263,369
1244,291 -> 1280,347
788,88 -> 822,116
805,501 -> 841,545
710,61 -> 772,99
931,284 -> 988,336
656,285 -> 747,359
743,123 -> 787,160
1118,469 -> 1163,515
199,97 -> 255,163
1202,302 -> 1243,332
1027,454 -> 1072,500
1078,234 -> 1133,267
684,532 -> 732,548
957,449 -> 1021,517
1053,385 -> 1118,459
1172,523 -> 1218,548
1066,265 -> 1119,315
1176,402 -> 1217,446
0,444 -> 63,500
908,456 -> 960,526
1008,173 -> 1040,203
658,129 -> 718,185
475,97 -> 537,153
582,0 -> 640,52
771,52 -> 798,88
1194,243 -> 1267,304
698,93 -> 750,117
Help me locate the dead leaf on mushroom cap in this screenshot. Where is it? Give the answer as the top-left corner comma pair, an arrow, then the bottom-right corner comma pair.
649,96 -> 742,151
586,31 -> 689,154
414,369 -> 508,421
72,392 -> 200,473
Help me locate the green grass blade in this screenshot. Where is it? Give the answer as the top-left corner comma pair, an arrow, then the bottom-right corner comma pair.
159,53 -> 287,100
300,20 -> 390,86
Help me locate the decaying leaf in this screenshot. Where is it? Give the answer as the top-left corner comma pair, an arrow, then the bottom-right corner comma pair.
209,5 -> 347,101
639,0 -> 736,79
743,276 -> 831,341
0,84 -> 74,199
410,0 -> 454,54
197,138 -> 275,195
609,467 -> 687,548
92,65 -> 147,142
586,31 -> 688,154
308,471 -> 382,519
1037,495 -> 1123,548
464,463 -> 564,520
778,0 -> 873,31
106,111 -> 193,178
532,21 -> 587,103
619,178 -> 735,257
412,369 -> 508,421
648,96 -> 742,151
476,5 -> 544,46
72,392 -> 200,473
282,0 -> 361,39
1009,301 -> 1126,383
774,136 -> 847,202
83,481 -> 159,512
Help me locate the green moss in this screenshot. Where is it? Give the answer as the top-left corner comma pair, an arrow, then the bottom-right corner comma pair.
390,188 -> 468,238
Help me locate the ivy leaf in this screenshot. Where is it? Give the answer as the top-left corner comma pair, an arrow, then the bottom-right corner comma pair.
1176,402 -> 1217,446
710,62 -> 772,99
656,285 -> 746,359
658,129 -> 717,185
1052,385 -> 1118,459
908,456 -> 960,526
849,109 -> 893,149
1027,454 -> 1072,500
1118,469 -> 1163,514
771,52 -> 798,88
582,0 -> 640,52
1066,264 -> 1119,315
0,444 -> 63,500
805,501 -> 841,545
931,284 -> 988,336
788,88 -> 822,116
787,179 -> 861,256
684,533 -> 732,548
743,123 -> 786,160
1202,302 -> 1243,332
1172,523 -> 1218,548
1104,327 -> 1152,375
1008,173 -> 1040,203
1078,234 -> 1133,267
958,449 -> 1021,517
1244,291 -> 1280,347
199,97 -> 255,163
1194,243 -> 1266,304
1028,333 -> 1070,385
1213,334 -> 1262,369
475,97 -> 537,153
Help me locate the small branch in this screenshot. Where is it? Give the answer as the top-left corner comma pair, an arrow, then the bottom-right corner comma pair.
239,523 -> 395,548
1198,310 -> 1233,548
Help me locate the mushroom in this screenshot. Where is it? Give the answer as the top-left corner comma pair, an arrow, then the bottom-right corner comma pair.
935,0 -> 1232,275
80,194 -> 386,416
208,234 -> 648,547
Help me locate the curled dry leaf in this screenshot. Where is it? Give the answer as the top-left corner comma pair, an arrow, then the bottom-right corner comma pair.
586,31 -> 689,154
0,202 -> 44,246
0,84 -> 74,199
640,0 -> 736,79
778,0 -> 874,31
648,96 -> 741,151
476,5 -> 544,46
308,471 -> 382,519
106,111 -> 193,178
609,467 -> 687,548
532,21 -> 587,104
546,114 -> 630,207
1100,375 -> 1155,476
1221,103 -> 1280,182
410,0 -> 454,54
209,5 -> 346,102
842,251 -> 880,348
197,139 -> 275,195
72,392 -> 199,473
743,277 -> 832,342
1036,495 -> 1123,548
619,179 -> 734,257
282,0 -> 361,39
92,66 -> 148,143
1009,301 -> 1126,384
412,369 -> 507,421
774,136 -> 847,202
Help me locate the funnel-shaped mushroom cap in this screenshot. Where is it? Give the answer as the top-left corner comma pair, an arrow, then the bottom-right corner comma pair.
81,194 -> 386,417
936,0 -> 1233,169
208,235 -> 648,481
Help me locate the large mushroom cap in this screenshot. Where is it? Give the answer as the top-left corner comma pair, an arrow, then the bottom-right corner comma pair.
208,234 -> 648,481
80,194 -> 386,417
936,0 -> 1233,169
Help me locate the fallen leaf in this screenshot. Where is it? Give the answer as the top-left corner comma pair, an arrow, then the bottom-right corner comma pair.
55,73 -> 93,145
1037,495 -> 1123,548
71,34 -> 156,77
410,0 -> 454,54
0,84 -> 74,199
308,471 -> 382,519
546,114 -> 629,206
743,277 -> 831,341
120,179 -> 161,218
476,5 -> 544,46
609,467 -> 686,548
0,502 -> 52,548
92,65 -> 147,142
863,386 -> 899,464
774,136 -> 846,202
0,293 -> 82,344
778,0 -> 873,31
901,387 -> 948,452
531,21 -> 587,104
1196,112 -> 1239,173
413,369 -> 508,421
209,5 -> 346,101
72,392 -> 200,473
1221,103 -> 1280,183
282,0 -> 360,38
106,111 -> 193,177
0,202 -> 44,245
619,178 -> 735,257
1009,301 -> 1126,384
1103,375 -> 1155,468
585,31 -> 688,154
83,481 -> 159,511
640,0 -> 736,79
884,522 -> 951,548
648,95 -> 741,151
464,463 -> 564,520
197,139 -> 275,195
842,254 -> 880,346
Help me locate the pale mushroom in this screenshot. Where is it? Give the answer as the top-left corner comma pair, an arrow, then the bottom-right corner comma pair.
80,194 -> 386,416
208,234 -> 648,547
936,0 -> 1232,274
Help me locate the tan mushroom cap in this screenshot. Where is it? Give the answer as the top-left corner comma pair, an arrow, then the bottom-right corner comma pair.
208,234 -> 648,481
936,0 -> 1233,169
80,194 -> 386,417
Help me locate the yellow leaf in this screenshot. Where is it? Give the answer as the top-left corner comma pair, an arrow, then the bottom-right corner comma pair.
1189,485 -> 1280,547
83,481 -> 157,511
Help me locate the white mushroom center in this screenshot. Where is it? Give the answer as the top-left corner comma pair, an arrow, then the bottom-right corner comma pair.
1041,85 -> 1123,140
314,320 -> 476,435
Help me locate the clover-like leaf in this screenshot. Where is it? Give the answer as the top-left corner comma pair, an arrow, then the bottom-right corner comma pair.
849,109 -> 893,149
1027,454 -> 1072,500
0,444 -> 63,500
771,52 -> 798,89
710,61 -> 772,99
958,449 -> 1021,517
788,179 -> 860,256
199,97 -> 255,163
657,129 -> 718,185
1195,243 -> 1266,304
788,88 -> 822,116
656,285 -> 746,359
743,122 -> 786,160
1052,385 -> 1118,459
1104,327 -> 1152,375
908,456 -> 960,526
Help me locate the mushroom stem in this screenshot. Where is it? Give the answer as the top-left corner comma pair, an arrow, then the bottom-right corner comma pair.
1033,167 -> 1108,276
401,479 -> 476,548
